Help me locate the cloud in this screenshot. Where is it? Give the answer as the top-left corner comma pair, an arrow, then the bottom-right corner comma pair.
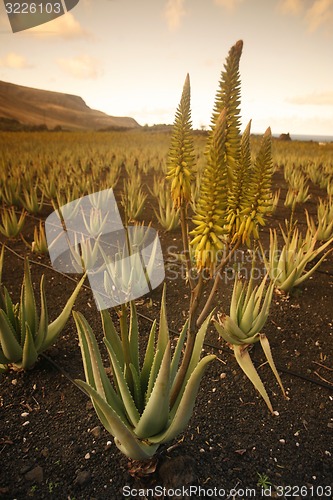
30,12 -> 91,38
278,0 -> 333,32
213,0 -> 245,10
288,91 -> 333,106
0,52 -> 32,69
164,0 -> 186,31
277,0 -> 303,15
305,0 -> 333,32
57,55 -> 101,79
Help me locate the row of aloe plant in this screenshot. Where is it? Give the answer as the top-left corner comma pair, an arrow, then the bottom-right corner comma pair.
70,40 -> 284,465
1,40 -> 332,469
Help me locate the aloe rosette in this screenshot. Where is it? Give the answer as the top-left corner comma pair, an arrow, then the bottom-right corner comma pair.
214,273 -> 285,412
73,286 -> 215,460
0,254 -> 84,370
261,225 -> 333,293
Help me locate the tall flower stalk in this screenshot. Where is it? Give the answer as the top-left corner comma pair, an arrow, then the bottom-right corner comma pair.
167,40 -> 276,407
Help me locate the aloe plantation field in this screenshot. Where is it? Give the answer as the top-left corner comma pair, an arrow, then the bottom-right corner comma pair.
1,41 -> 333,500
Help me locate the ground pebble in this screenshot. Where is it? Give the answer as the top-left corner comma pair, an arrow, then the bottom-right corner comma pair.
74,470 -> 91,486
91,426 -> 101,438
25,466 -> 43,483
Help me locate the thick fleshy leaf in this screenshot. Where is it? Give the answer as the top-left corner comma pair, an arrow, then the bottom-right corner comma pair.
233,344 -> 273,413
170,319 -> 188,384
104,337 -> 140,427
23,258 -> 38,337
73,311 -> 126,420
135,343 -> 171,439
146,286 -> 169,400
101,309 -> 124,370
140,319 -> 156,394
129,301 -> 139,374
260,334 -> 286,398
171,312 -> 212,413
21,323 -> 39,370
149,354 -> 215,444
45,274 -> 85,350
0,310 -> 23,362
34,276 -> 48,352
76,380 -> 158,460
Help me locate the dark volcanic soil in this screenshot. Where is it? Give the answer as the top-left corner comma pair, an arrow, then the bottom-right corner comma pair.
0,168 -> 332,500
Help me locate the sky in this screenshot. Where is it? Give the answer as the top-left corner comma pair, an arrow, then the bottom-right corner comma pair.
0,0 -> 333,136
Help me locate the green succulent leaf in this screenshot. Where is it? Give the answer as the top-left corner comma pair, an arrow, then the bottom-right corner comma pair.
21,323 -> 39,370
73,311 -> 125,420
75,379 -> 159,461
148,354 -> 215,444
234,344 -> 274,413
44,274 -> 85,351
135,342 -> 171,439
0,309 -> 23,362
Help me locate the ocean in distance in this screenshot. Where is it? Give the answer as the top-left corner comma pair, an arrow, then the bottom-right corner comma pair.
273,133 -> 333,143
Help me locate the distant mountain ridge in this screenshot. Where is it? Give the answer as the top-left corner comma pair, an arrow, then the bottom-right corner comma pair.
0,80 -> 141,131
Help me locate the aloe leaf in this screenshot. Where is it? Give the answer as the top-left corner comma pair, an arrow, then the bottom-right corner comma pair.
293,249 -> 333,288
2,287 -> 19,342
248,280 -> 274,336
233,344 -> 273,413
101,309 -> 124,370
23,258 -> 38,337
214,319 -> 244,346
157,284 -> 169,354
278,265 -> 299,292
0,310 -> 23,362
149,354 -> 215,444
259,334 -> 286,397
129,301 -> 139,374
140,319 -> 156,393
104,337 -> 140,427
146,286 -> 169,399
129,363 -> 143,413
135,342 -> 171,439
34,276 -> 48,352
45,274 -> 85,350
21,323 -> 39,370
239,288 -> 255,334
171,312 -> 213,411
76,380 -> 158,460
170,319 -> 188,385
0,244 -> 4,283
74,311 -> 125,419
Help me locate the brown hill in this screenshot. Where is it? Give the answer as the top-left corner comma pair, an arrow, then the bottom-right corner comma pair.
0,80 -> 140,131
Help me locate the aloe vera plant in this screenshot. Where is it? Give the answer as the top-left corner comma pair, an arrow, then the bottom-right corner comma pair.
0,207 -> 26,239
306,198 -> 333,241
0,255 -> 84,370
260,224 -> 333,293
214,273 -> 285,412
73,287 -> 215,460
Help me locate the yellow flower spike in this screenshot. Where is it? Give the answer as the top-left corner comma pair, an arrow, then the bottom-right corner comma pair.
190,109 -> 229,274
166,74 -> 195,208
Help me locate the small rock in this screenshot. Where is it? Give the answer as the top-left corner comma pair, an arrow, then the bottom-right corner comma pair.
279,439 -> 285,444
21,412 -> 29,418
84,453 -> 91,460
25,466 -> 43,483
74,470 -> 91,486
11,379 -> 17,386
90,426 -> 101,438
327,423 -> 333,429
